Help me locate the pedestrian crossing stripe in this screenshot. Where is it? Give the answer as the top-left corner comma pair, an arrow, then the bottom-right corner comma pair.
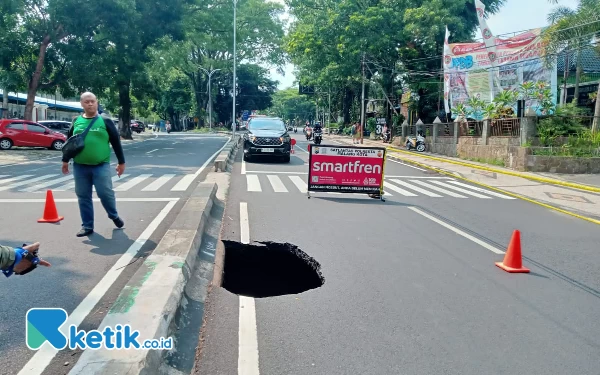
242,174 -> 516,199
0,173 -> 199,193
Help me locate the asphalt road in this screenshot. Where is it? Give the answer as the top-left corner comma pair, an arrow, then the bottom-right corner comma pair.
0,132 -> 229,375
197,133 -> 600,375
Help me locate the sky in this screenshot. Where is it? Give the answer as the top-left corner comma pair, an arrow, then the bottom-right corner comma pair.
267,0 -> 581,90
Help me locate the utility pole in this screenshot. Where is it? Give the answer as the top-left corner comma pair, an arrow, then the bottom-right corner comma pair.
328,87 -> 331,134
201,67 -> 221,131
360,52 -> 366,144
232,0 -> 238,135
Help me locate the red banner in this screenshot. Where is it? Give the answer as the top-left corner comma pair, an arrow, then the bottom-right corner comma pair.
308,145 -> 386,194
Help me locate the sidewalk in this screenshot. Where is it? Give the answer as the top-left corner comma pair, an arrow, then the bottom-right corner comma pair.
330,135 -> 600,223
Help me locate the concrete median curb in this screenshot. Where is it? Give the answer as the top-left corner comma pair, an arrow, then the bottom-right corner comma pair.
68,181 -> 219,375
214,135 -> 241,172
386,146 -> 600,194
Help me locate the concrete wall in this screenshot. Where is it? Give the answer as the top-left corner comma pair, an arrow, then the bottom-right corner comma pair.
426,137 -> 457,157
456,138 -> 527,170
525,156 -> 600,173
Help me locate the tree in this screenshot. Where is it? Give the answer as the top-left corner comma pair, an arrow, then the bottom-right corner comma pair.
542,0 -> 600,130
6,0 -> 106,120
269,88 -> 316,123
285,0 -> 507,125
153,0 -> 285,126
212,64 -> 278,124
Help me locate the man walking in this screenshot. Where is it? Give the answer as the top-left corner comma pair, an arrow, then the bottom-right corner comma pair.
62,92 -> 126,237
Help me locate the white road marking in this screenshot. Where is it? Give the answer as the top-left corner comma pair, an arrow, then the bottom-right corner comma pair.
448,181 -> 517,199
384,175 -> 453,179
267,175 -> 288,192
147,149 -> 159,154
383,190 -> 393,196
0,174 -> 33,184
17,200 -> 178,375
240,202 -> 250,244
390,179 -> 442,197
238,202 -> 259,375
171,137 -> 231,191
295,145 -> 309,154
0,198 -> 178,203
171,174 -> 197,191
430,180 -> 493,199
55,174 -> 130,192
408,207 -> 505,255
410,180 -> 467,198
246,175 -> 262,192
114,174 -> 152,191
20,175 -> 73,192
387,158 -> 427,171
245,171 -> 308,175
142,174 -> 176,191
241,158 -> 246,174
289,176 -> 307,193
0,174 -> 57,192
383,182 -> 418,197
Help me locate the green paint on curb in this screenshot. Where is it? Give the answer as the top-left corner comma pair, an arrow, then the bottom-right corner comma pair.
170,261 -> 185,269
108,261 -> 158,314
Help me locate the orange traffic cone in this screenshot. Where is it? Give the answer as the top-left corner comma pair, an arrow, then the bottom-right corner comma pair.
38,190 -> 64,223
495,230 -> 529,273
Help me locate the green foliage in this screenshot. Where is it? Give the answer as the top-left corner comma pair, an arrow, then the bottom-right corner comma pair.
268,89 -> 316,123
285,0 -> 507,125
537,103 -> 590,145
367,117 -> 377,133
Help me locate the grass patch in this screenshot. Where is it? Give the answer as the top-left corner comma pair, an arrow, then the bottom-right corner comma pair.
463,157 -> 505,167
530,147 -> 600,157
189,127 -> 230,133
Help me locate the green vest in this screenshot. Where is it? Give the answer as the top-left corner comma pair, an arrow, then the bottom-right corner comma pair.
72,116 -> 111,165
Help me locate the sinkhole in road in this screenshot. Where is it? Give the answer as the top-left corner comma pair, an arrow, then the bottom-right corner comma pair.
221,240 -> 325,298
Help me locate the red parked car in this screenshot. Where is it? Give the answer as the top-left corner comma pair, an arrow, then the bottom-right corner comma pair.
0,119 -> 67,150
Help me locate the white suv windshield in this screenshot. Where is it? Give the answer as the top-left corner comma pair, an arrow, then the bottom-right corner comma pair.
248,120 -> 285,131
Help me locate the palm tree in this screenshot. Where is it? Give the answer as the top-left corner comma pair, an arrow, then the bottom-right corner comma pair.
543,0 -> 600,131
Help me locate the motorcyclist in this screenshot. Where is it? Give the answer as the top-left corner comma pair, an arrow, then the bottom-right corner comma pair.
314,121 -> 323,133
304,123 -> 312,139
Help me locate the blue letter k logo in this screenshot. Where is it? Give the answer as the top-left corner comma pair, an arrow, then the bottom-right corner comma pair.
26,308 -> 68,350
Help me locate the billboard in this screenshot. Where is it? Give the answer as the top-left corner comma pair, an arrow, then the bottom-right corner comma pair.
444,27 -> 557,118
307,145 -> 386,196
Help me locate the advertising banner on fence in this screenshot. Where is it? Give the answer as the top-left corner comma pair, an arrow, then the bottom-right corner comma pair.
444,27 -> 557,117
308,145 -> 386,195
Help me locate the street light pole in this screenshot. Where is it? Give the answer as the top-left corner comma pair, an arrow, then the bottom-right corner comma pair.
232,0 -> 238,136
200,67 -> 221,131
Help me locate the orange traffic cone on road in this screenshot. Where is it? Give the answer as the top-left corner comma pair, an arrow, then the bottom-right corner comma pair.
38,190 -> 64,223
495,230 -> 529,273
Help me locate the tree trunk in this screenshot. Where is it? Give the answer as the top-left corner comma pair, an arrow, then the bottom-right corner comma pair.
24,35 -> 51,120
1,85 -> 8,118
343,87 -> 353,125
119,80 -> 133,139
573,48 -> 582,106
592,83 -> 600,133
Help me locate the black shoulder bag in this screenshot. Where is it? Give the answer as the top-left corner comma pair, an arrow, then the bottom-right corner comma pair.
62,115 -> 99,161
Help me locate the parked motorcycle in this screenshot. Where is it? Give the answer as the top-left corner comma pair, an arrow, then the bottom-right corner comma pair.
406,133 -> 426,152
293,126 -> 298,133
313,129 -> 322,145
380,130 -> 391,143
